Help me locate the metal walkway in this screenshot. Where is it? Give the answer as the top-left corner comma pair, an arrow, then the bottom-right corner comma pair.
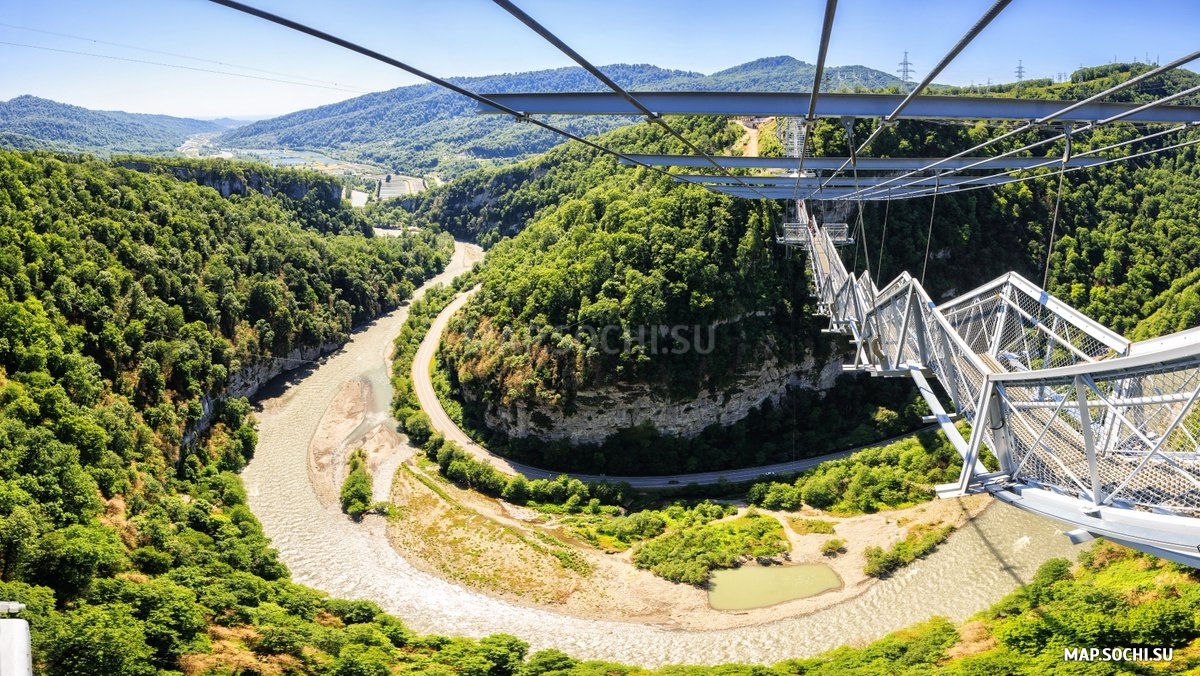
786,203 -> 1200,566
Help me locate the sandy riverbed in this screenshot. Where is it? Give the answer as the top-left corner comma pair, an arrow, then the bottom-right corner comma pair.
310,372 -> 994,630
243,241 -> 1083,666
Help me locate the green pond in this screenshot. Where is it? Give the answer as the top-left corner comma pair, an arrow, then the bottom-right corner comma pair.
708,564 -> 843,610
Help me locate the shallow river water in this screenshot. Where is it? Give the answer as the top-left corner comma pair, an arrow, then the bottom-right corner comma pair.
242,243 -> 1082,667
708,564 -> 843,611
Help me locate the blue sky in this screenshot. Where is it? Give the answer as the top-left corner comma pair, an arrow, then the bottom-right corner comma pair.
1,0 -> 1198,119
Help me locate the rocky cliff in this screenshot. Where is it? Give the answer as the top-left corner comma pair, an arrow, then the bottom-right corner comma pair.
476,355 -> 843,444
118,159 -> 342,205
183,341 -> 342,448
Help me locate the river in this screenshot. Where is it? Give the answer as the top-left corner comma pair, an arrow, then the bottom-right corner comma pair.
242,242 -> 1082,667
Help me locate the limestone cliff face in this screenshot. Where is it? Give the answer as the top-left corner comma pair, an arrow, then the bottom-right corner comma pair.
183,341 -> 341,448
477,355 -> 843,444
118,160 -> 342,205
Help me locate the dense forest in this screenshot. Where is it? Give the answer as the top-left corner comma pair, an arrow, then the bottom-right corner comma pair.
0,149 -> 455,673
396,64 -> 1200,476
3,58 -> 1200,673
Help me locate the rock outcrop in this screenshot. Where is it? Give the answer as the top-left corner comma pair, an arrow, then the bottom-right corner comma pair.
118,160 -> 342,205
479,355 -> 843,444
183,341 -> 342,448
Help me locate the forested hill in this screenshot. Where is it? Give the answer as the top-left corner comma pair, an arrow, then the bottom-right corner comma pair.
0,95 -> 228,155
218,57 -> 903,178
0,149 -> 453,673
384,63 -> 1200,473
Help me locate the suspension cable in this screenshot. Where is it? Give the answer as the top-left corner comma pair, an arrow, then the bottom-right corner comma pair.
1043,123 -> 1072,290
821,0 -> 1012,191
867,122 -> 1199,202
791,0 -> 839,203
837,49 -> 1200,201
876,195 -> 891,280
491,0 -> 772,200
921,175 -> 940,286
848,119 -> 1193,201
844,118 -> 875,283
206,0 -> 681,181
1042,169 -> 1067,289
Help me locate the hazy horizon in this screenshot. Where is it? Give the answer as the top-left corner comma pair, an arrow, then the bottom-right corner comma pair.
3,0 -> 1197,118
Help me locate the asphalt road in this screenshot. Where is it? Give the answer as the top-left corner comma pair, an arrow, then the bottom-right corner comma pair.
412,285 -> 935,489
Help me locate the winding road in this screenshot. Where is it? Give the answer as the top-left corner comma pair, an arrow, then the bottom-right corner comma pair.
243,241 -> 1083,667
413,287 -> 944,488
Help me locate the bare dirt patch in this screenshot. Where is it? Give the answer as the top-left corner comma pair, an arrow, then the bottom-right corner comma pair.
307,380 -> 369,507
301,321 -> 996,631
775,494 -> 992,609
383,456 -> 992,630
385,461 -> 705,621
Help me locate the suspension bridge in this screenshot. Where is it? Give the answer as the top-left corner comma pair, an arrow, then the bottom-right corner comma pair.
208,0 -> 1200,566
786,201 -> 1200,567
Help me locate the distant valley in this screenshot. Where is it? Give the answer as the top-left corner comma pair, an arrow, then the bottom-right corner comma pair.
1,56 -> 905,181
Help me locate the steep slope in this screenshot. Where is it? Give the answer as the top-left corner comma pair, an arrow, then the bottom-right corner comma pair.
409,117 -> 928,474
0,149 -> 455,674
0,95 -> 222,154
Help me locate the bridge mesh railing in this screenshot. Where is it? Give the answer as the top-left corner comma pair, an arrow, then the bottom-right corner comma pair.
938,275 -> 1126,371
800,221 -> 1199,518
997,361 -> 1200,517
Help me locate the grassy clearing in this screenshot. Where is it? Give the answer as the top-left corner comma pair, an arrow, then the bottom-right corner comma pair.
787,517 -> 837,535
388,463 -> 590,602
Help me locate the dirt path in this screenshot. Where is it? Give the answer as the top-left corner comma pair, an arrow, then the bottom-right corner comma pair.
738,121 -> 761,157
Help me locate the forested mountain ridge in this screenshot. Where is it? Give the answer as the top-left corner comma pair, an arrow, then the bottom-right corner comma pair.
0,149 -> 454,673
0,95 -> 225,155
218,57 -> 903,178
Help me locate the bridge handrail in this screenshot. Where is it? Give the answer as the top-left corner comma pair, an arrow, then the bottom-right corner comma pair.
939,271 -> 1131,355
792,212 -> 1200,565
988,338 -> 1200,385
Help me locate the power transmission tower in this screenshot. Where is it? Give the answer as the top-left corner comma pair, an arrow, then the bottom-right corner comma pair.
1015,59 -> 1026,85
897,51 -> 914,91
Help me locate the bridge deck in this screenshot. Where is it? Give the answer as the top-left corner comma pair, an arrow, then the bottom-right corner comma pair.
789,204 -> 1200,566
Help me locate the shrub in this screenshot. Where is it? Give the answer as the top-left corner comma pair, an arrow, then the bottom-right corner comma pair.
864,524 -> 954,578
340,449 -> 373,519
404,411 -> 432,447
821,538 -> 847,556
789,518 -> 836,535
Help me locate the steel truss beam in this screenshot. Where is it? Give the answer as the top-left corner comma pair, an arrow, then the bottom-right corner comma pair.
619,154 -> 1108,170
479,92 -> 1200,124
677,174 -> 1017,188
706,185 -> 962,200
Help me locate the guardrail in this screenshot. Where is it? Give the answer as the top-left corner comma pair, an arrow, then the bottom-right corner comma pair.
792,210 -> 1200,565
